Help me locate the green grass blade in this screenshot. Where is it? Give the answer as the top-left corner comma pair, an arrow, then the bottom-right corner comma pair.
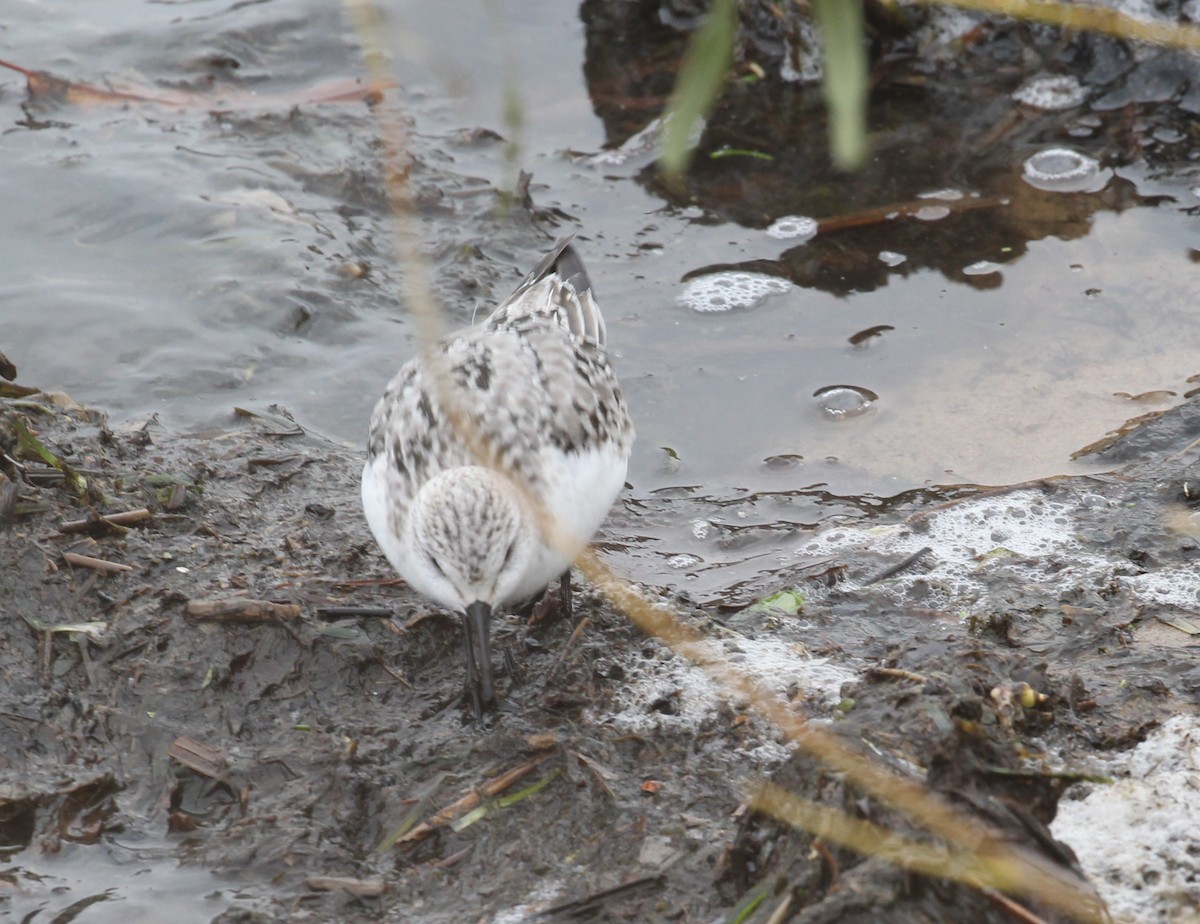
659,0 -> 737,184
813,0 -> 869,170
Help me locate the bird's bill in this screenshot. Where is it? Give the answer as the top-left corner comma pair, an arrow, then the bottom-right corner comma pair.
463,601 -> 495,709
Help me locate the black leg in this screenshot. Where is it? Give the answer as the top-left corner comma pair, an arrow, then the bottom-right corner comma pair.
559,569 -> 573,623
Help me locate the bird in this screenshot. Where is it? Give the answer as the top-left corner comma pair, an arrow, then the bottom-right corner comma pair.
361,237 -> 634,715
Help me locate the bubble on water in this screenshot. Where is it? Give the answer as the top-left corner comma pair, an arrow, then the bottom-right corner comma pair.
678,272 -> 791,312
914,205 -> 950,221
667,553 -> 702,570
1012,74 -> 1088,111
917,188 -> 965,201
813,384 -> 879,419
766,215 -> 818,241
963,260 -> 1001,276
1022,147 -> 1108,193
879,250 -> 908,267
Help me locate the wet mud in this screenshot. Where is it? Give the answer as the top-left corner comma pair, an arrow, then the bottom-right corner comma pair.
5,1 -> 1200,921
3,375 -> 1199,922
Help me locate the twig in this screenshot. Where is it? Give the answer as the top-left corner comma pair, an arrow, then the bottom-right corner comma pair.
970,879 -> 1053,924
315,605 -> 394,618
764,890 -> 794,924
184,599 -> 301,622
536,875 -> 664,918
167,736 -> 228,780
306,876 -> 385,898
62,552 -> 133,573
862,546 -> 932,585
546,616 -> 590,681
867,667 -> 929,684
395,751 -> 555,846
59,507 -> 152,535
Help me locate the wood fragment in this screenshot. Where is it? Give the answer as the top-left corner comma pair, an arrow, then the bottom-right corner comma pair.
862,546 -> 932,585
184,599 -> 301,622
426,846 -> 473,870
396,751 -> 555,846
536,874 -> 664,918
868,667 -> 929,684
305,876 -> 385,898
59,507 -> 152,534
969,879 -> 1052,924
62,552 -> 133,573
547,616 -> 590,680
315,605 -> 394,618
764,890 -> 794,924
1155,614 -> 1200,635
167,736 -> 228,779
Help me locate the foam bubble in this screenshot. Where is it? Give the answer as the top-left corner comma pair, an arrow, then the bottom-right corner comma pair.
1012,74 -> 1088,111
678,272 -> 791,312
766,215 -> 818,241
598,634 -> 857,743
1022,147 -> 1108,193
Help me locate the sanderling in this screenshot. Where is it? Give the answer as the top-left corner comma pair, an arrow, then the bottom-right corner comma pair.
362,237 -> 634,714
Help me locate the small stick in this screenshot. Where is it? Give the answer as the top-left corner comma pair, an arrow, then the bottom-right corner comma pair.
62,552 -> 133,573
315,606 -> 394,618
862,546 -> 932,585
306,876 -> 385,898
167,736 -> 228,780
547,616 -> 591,681
185,599 -> 301,622
970,879 -> 1052,924
396,751 -> 554,846
59,507 -> 152,534
867,667 -> 929,684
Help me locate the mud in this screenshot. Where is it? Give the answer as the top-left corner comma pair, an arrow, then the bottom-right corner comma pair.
3,371 -> 1199,922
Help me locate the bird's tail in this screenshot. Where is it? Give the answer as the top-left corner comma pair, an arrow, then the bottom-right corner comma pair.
486,236 -> 607,346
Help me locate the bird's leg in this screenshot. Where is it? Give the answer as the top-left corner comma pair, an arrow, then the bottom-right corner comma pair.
529,569 -> 574,626
559,569 -> 573,623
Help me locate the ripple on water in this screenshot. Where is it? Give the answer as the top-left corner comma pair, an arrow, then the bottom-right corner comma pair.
813,384 -> 879,419
678,271 -> 791,312
1021,147 -> 1109,193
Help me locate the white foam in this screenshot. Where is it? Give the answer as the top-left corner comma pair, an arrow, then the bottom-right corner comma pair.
1053,715 -> 1200,922
1121,567 -> 1200,608
597,634 -> 856,746
1012,74 -> 1088,111
797,491 -> 1104,609
766,215 -> 818,242
678,272 -> 791,312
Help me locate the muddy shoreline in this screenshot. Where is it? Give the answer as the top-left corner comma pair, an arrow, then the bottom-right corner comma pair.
2,384 -> 1198,922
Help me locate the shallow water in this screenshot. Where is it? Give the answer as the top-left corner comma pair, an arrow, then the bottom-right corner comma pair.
4,6 -> 1198,606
